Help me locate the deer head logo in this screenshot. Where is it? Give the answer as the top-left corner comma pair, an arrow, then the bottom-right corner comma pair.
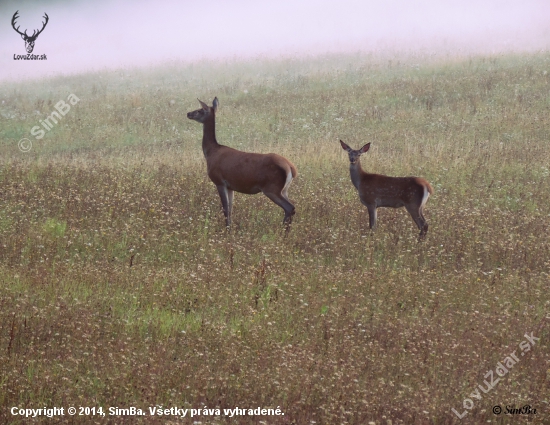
11,11 -> 49,54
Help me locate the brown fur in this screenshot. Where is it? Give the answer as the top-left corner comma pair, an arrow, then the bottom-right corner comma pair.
340,140 -> 433,239
188,98 -> 297,229
205,147 -> 296,194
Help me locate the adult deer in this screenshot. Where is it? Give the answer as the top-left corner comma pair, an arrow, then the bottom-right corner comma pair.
187,98 -> 297,230
340,140 -> 433,239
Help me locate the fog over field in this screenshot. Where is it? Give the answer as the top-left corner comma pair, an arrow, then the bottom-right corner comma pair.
1,0 -> 549,80
2,1 -> 550,424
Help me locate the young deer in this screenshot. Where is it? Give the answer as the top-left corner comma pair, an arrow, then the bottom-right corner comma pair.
187,98 -> 297,230
340,140 -> 433,239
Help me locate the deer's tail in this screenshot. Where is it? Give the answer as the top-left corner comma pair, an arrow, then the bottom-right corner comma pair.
426,182 -> 434,195
289,162 -> 297,179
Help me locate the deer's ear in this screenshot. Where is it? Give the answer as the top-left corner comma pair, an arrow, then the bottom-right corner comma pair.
212,97 -> 219,112
339,140 -> 350,151
359,143 -> 371,153
198,99 -> 209,111
21,34 -> 26,40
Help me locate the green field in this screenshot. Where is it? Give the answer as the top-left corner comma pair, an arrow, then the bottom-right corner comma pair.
0,53 -> 549,424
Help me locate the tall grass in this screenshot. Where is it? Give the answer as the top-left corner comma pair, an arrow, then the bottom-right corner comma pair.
0,52 -> 549,424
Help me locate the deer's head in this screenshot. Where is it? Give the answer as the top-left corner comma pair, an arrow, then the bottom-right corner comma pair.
11,11 -> 49,54
340,140 -> 371,164
187,98 -> 219,123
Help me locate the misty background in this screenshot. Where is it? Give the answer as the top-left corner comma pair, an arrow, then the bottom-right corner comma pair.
0,0 -> 549,81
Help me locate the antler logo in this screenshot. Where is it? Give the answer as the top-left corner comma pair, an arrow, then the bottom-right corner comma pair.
11,10 -> 49,54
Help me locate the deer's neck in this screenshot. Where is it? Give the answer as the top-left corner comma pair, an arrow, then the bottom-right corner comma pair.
350,160 -> 366,190
201,115 -> 219,157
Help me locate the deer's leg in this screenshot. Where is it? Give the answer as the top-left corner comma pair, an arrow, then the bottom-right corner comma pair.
406,204 -> 428,240
263,192 -> 295,228
280,191 -> 295,230
366,205 -> 377,229
216,185 -> 231,227
227,189 -> 234,222
418,206 -> 429,238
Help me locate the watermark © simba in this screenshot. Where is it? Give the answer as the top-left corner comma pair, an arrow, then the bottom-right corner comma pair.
18,93 -> 79,152
451,332 -> 539,419
492,404 -> 537,415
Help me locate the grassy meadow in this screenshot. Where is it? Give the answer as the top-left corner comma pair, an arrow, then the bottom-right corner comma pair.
0,52 -> 549,424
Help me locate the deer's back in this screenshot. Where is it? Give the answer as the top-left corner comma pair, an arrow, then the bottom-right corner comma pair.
358,173 -> 428,207
206,146 -> 293,194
